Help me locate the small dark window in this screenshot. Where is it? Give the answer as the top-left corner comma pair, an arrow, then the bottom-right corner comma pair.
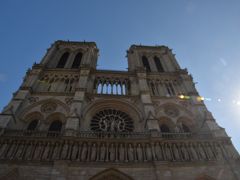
48,120 -> 62,132
154,56 -> 164,72
182,124 -> 190,133
160,124 -> 170,133
72,52 -> 82,68
27,119 -> 38,131
56,52 -> 69,68
142,56 -> 151,72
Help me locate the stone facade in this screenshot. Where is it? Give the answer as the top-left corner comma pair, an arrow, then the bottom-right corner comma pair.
0,40 -> 239,180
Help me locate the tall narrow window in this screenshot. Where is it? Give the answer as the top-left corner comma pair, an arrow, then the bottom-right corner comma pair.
72,52 -> 82,68
142,56 -> 151,72
154,56 -> 164,72
48,120 -> 62,132
27,119 -> 38,131
56,52 -> 69,68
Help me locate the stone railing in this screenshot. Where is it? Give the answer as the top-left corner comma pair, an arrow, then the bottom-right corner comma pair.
2,130 -> 213,140
0,134 -> 238,163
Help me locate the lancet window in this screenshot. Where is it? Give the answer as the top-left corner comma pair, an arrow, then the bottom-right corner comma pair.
154,56 -> 164,72
95,77 -> 129,95
56,52 -> 69,68
71,52 -> 82,68
142,56 -> 151,72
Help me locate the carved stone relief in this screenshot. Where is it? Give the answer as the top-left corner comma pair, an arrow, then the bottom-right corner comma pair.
164,106 -> 179,118
40,102 -> 57,113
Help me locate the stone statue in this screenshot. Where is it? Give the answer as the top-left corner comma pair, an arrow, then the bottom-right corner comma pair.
172,143 -> 180,161
164,143 -> 172,161
15,142 -> 25,160
127,143 -> 134,161
71,142 -> 79,161
33,142 -> 43,160
205,143 -> 214,160
145,143 -> 152,161
7,141 -> 17,159
109,143 -> 115,161
90,143 -> 97,161
61,141 -> 69,160
215,144 -> 224,160
52,142 -> 60,160
136,143 -> 143,161
197,143 -> 207,160
189,143 -> 198,161
100,143 -> 106,161
81,142 -> 88,161
0,142 -> 8,159
119,143 -> 125,162
180,143 -> 189,161
154,142 -> 163,161
42,142 -> 50,160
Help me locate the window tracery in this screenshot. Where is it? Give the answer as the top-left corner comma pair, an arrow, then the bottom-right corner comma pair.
90,109 -> 134,132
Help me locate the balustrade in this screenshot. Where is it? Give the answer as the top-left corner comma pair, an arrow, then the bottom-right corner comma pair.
3,130 -> 213,139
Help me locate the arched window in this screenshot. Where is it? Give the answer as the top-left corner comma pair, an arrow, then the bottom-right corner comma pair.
71,52 -> 82,68
142,56 -> 151,72
182,124 -> 191,133
160,124 -> 170,133
154,56 -> 164,72
56,52 -> 69,68
27,119 -> 38,131
48,120 -> 62,132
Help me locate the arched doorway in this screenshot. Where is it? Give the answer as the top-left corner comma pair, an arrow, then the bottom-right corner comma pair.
89,169 -> 134,180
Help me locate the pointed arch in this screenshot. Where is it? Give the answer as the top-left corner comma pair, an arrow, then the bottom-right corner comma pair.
56,52 -> 69,68
142,56 -> 151,72
72,52 -> 83,68
89,168 -> 134,180
26,119 -> 39,131
154,56 -> 164,72
48,120 -> 62,132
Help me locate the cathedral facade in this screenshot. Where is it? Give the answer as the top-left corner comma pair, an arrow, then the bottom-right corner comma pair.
0,40 -> 239,180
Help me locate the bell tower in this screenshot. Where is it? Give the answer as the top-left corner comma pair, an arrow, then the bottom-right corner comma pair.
0,41 -> 239,180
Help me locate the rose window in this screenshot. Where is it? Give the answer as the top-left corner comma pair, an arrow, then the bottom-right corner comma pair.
90,109 -> 134,132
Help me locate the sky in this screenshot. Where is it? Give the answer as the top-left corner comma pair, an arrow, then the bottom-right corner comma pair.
0,0 -> 240,152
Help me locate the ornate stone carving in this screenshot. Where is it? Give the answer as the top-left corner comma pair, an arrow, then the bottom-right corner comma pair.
65,97 -> 73,105
28,97 -> 39,104
164,106 -> 179,118
90,109 -> 134,133
40,102 -> 57,113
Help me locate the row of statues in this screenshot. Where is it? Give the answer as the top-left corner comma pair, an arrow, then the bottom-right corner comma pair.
0,139 -> 238,162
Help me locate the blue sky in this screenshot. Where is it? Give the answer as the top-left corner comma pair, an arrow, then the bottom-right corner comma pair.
0,0 -> 240,151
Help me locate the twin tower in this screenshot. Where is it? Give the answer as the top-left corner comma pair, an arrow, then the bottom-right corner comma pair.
0,40 -> 239,180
